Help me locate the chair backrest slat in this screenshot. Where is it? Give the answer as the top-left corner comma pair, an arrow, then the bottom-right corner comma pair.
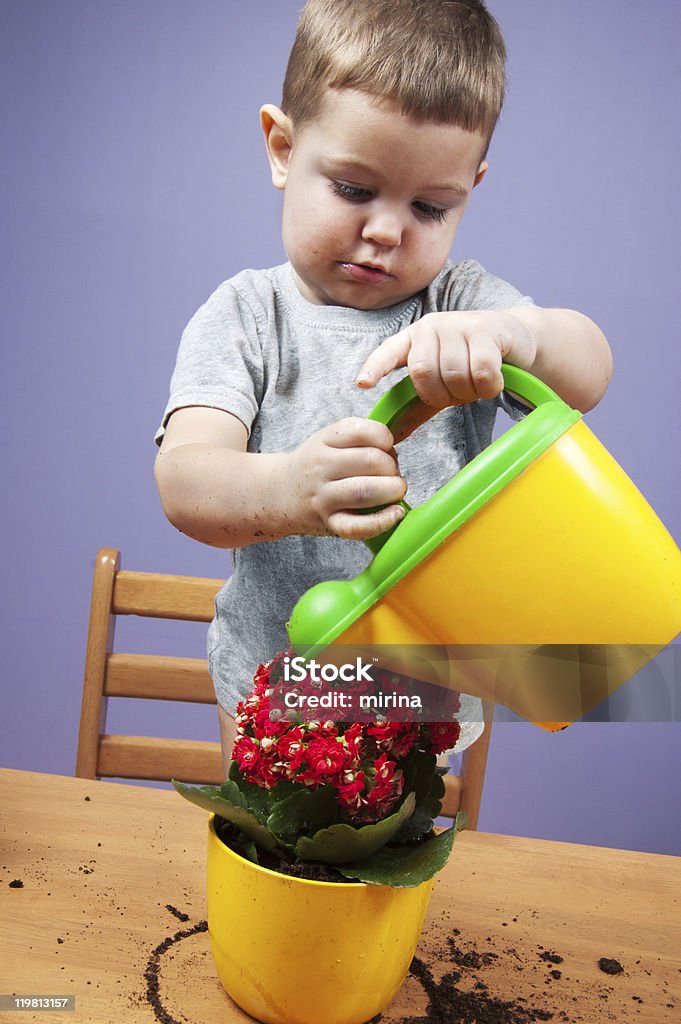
112,570 -> 221,620
104,653 -> 217,703
97,735 -> 224,784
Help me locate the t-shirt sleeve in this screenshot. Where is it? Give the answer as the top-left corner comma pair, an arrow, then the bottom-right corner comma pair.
438,258 -> 536,312
154,281 -> 264,446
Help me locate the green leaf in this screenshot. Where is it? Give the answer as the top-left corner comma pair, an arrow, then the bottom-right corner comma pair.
171,779 -> 279,852
228,762 -> 305,820
294,792 -> 416,864
172,778 -> 247,812
391,806 -> 438,845
337,824 -> 458,887
410,750 -> 446,820
454,810 -> 468,832
267,779 -> 302,805
240,839 -> 260,864
391,751 -> 446,845
266,786 -> 339,843
227,763 -> 271,822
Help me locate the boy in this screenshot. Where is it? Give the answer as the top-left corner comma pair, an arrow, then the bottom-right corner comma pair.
154,0 -> 612,766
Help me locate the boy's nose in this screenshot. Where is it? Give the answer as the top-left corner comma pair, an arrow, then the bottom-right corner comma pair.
361,206 -> 403,247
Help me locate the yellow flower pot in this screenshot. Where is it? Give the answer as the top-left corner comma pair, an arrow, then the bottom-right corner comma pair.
207,815 -> 434,1024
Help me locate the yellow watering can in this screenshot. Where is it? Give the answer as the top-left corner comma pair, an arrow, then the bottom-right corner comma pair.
287,366 -> 681,729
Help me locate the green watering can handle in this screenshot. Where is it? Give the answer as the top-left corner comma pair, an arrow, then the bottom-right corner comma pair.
367,363 -> 560,434
362,364 -> 568,554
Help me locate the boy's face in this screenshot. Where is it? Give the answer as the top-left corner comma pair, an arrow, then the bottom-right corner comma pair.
262,89 -> 488,309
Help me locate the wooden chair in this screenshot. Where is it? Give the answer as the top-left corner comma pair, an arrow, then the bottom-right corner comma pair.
76,548 -> 224,785
76,548 -> 493,828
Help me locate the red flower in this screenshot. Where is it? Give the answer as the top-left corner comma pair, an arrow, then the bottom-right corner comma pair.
254,705 -> 287,739
300,737 -> 349,784
367,720 -> 420,759
275,727 -> 307,776
232,735 -> 261,774
252,751 -> 280,788
231,651 -> 463,825
423,721 -> 461,755
342,722 -> 364,760
353,753 -> 403,820
337,769 -> 366,812
372,751 -> 395,781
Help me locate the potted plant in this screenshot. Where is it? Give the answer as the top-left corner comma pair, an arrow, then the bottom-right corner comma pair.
174,651 -> 465,1024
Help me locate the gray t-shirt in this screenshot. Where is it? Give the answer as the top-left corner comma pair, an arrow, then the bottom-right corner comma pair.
156,259 -> 534,745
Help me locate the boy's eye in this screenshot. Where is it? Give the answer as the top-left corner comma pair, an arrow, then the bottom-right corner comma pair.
412,201 -> 449,223
329,180 -> 449,223
330,180 -> 371,202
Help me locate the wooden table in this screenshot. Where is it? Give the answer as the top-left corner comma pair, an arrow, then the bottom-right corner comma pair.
0,768 -> 679,1024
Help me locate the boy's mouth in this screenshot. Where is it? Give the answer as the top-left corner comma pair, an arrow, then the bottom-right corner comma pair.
340,262 -> 393,284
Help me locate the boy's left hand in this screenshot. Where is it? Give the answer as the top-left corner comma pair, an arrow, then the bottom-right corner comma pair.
356,309 -> 536,420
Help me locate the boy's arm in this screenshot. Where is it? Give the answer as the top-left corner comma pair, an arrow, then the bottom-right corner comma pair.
356,307 -> 612,415
154,406 -> 407,549
503,307 -> 612,412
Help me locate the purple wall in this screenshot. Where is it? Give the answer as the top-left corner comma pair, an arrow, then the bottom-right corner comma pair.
2,1 -> 679,854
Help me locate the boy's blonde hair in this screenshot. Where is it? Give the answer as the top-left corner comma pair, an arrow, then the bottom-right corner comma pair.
282,0 -> 506,146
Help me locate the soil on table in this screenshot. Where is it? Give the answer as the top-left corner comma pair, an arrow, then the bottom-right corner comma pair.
395,948 -> 557,1024
598,957 -> 624,976
143,920 -> 208,1024
380,921 -> 676,1024
164,903 -> 190,922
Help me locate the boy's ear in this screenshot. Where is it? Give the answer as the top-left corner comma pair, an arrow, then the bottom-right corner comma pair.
473,160 -> 489,188
261,104 -> 293,189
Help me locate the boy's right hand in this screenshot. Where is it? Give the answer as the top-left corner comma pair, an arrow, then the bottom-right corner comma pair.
286,417 -> 407,540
